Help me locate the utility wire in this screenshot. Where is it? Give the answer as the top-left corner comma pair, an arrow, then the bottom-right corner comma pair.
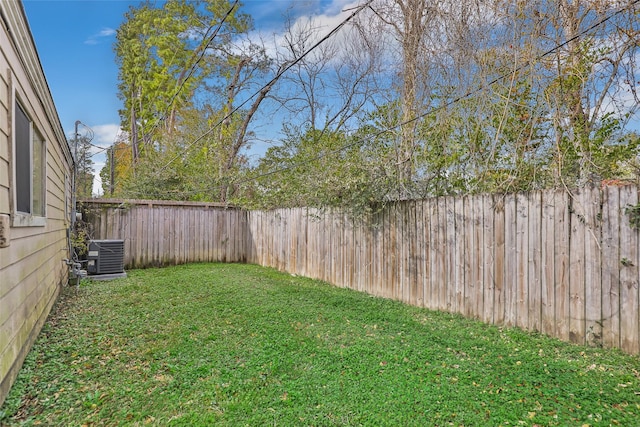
73,125 -> 111,158
144,0 -> 240,140
115,0 -> 240,182
159,0 -> 640,198
150,0 -> 374,176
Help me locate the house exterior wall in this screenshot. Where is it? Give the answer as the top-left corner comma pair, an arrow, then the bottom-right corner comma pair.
0,0 -> 73,406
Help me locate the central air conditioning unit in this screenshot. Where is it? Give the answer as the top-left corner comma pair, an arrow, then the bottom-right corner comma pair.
87,239 -> 126,278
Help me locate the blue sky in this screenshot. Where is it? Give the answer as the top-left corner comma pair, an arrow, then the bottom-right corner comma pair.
21,0 -> 350,194
23,0 -> 132,148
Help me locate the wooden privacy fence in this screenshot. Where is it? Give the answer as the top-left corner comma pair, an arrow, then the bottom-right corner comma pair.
82,199 -> 247,268
83,186 -> 640,354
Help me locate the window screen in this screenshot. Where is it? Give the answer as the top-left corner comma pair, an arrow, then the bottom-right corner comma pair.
15,102 -> 31,213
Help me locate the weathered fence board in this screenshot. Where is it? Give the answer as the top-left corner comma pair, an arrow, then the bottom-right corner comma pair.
83,186 -> 640,354
541,192 -> 555,336
601,186 -> 621,348
493,195 -> 506,325
555,190 -> 571,342
452,198 -> 464,314
445,197 -> 457,313
516,192 -> 529,330
528,191 -> 542,332
504,193 -> 517,327
569,189 -> 586,344
463,196 -> 474,317
619,186 -> 639,354
483,195 -> 494,324
438,197 -> 449,312
585,186 -> 603,346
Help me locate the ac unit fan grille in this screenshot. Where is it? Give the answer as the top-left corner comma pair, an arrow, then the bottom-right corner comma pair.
87,240 -> 125,275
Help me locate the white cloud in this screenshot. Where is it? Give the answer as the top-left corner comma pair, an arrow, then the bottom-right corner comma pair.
92,123 -> 122,147
69,123 -> 121,155
249,0 -> 363,57
323,0 -> 359,15
84,27 -> 116,45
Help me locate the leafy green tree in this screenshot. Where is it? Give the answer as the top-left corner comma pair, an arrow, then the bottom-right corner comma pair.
353,0 -> 640,198
244,126 -> 392,217
107,0 -> 640,211
526,0 -> 640,186
362,0 -> 441,196
115,0 -> 251,162
100,133 -> 133,197
111,0 -> 282,202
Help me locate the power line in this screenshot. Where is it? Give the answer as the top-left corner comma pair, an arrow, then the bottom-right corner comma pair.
144,0 -> 240,139
158,0 -> 640,199
150,0 -> 374,176
114,0 -> 241,182
118,0 -> 374,199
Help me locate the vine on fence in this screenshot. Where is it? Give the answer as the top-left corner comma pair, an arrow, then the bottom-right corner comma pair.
624,203 -> 640,230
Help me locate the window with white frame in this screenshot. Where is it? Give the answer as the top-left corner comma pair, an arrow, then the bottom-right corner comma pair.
14,100 -> 46,222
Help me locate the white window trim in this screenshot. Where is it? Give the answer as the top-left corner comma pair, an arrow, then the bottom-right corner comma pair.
12,90 -> 47,227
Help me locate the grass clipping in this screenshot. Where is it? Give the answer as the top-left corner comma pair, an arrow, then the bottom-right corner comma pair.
2,263 -> 639,426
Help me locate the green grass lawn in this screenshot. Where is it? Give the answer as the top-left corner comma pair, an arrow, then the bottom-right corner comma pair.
1,263 -> 639,426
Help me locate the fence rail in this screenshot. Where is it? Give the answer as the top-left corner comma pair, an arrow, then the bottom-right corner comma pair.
83,186 -> 640,354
